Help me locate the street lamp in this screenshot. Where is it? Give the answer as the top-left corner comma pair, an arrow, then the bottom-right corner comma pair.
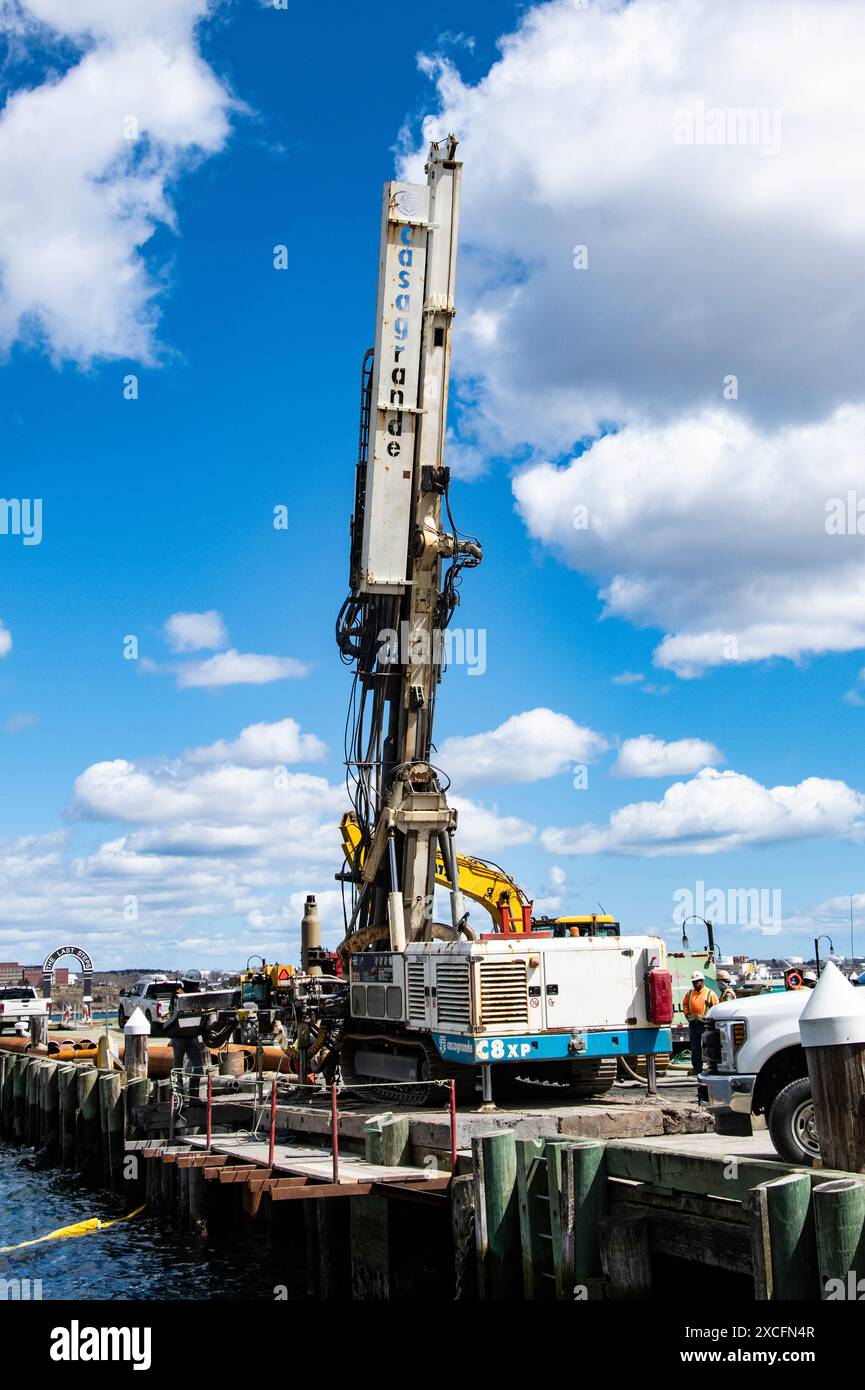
814,934 -> 835,978
681,915 -> 716,956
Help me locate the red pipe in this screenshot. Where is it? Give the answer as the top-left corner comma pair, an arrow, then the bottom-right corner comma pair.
331,1083 -> 340,1184
450,1079 -> 457,1171
268,1078 -> 277,1169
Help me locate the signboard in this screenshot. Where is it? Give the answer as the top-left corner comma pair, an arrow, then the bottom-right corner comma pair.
359,180 -> 430,593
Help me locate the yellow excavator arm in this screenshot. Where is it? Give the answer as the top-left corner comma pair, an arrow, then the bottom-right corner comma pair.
340,812 -> 620,937
341,811 -> 529,932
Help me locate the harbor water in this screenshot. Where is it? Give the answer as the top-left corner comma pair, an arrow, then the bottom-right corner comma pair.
0,1141 -> 303,1301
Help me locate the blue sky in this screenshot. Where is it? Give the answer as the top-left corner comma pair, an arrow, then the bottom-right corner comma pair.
1,0 -> 864,971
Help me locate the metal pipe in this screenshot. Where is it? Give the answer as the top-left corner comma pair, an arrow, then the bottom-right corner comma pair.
332,1084 -> 342,1184
480,1065 -> 493,1107
206,1069 -> 213,1153
450,1079 -> 457,1171
268,1078 -> 277,1169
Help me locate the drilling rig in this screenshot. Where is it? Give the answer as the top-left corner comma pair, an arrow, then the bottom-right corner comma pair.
328,137 -> 673,1101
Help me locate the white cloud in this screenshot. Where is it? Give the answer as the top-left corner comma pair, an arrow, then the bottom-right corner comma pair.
404,0 -> 865,449
612,671 -> 644,686
402,0 -> 865,675
542,767 -> 865,858
0,621 -> 11,657
438,707 -> 608,785
514,408 -> 865,675
185,718 -> 327,767
451,795 -> 535,852
612,734 -> 725,778
164,609 -> 228,652
177,649 -> 310,687
0,0 -> 234,364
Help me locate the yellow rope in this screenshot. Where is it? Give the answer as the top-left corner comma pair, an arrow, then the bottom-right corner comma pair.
0,1205 -> 145,1253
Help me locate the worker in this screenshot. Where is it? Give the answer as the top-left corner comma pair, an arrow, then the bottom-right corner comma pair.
716,970 -> 736,1002
171,1032 -> 208,1098
682,971 -> 719,1075
802,970 -> 817,988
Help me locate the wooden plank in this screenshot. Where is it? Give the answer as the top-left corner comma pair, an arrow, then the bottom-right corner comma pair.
608,1177 -> 747,1225
615,1196 -> 750,1274
370,1178 -> 450,1205
269,1181 -> 375,1201
605,1141 -> 793,1202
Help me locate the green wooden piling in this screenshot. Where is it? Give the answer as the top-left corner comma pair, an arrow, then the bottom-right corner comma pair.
124,1076 -> 150,1142
364,1113 -> 410,1167
99,1071 -> 123,1189
0,1054 -> 9,1136
813,1178 -> 865,1299
548,1139 -> 607,1298
57,1064 -> 78,1168
473,1130 -> 520,1299
751,1172 -> 818,1301
76,1066 -> 100,1183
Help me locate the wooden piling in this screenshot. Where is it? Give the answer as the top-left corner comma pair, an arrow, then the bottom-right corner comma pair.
800,960 -> 865,1172
364,1113 -> 410,1167
550,1139 -> 607,1297
99,1071 -> 123,1189
12,1054 -> 28,1140
57,1064 -> 78,1168
813,1177 -> 865,1298
39,1059 -> 59,1154
76,1066 -> 101,1183
473,1130 -> 520,1299
750,1172 -> 818,1301
25,1058 -> 41,1144
124,1077 -> 151,1141
599,1209 -> 653,1298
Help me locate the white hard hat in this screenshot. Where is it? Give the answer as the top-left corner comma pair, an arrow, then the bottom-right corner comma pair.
691,971 -> 705,982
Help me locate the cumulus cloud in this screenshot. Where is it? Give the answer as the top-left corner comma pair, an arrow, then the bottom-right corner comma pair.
612,734 -> 724,778
451,795 -> 535,851
0,728 -> 536,963
177,649 -> 310,687
402,0 -> 865,675
514,408 -> 865,675
0,621 -> 11,657
164,609 -> 228,653
438,708 -> 608,785
0,0 -> 234,364
542,768 -> 865,857
185,718 -> 327,767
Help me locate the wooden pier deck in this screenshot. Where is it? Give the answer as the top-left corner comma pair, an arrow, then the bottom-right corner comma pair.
181,1132 -> 442,1186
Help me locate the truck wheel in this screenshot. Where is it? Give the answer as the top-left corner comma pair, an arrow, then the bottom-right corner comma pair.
768,1077 -> 820,1166
117,1008 -> 125,1027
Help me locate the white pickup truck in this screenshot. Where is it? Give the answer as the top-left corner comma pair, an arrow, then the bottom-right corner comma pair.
699,979 -> 863,1165
0,984 -> 51,1031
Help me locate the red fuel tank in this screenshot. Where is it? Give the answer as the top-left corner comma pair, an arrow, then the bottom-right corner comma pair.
647,967 -> 673,1024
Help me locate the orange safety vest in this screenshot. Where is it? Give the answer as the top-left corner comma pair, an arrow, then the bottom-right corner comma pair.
683,987 -> 719,1020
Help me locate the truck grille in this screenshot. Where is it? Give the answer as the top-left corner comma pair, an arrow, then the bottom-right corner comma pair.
406,959 -> 426,1024
479,960 -> 529,1027
434,962 -> 470,1025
